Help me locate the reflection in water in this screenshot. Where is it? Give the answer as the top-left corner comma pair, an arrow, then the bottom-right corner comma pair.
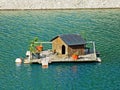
72,65 -> 78,73
15,64 -> 32,79
24,64 -> 32,77
16,63 -> 22,67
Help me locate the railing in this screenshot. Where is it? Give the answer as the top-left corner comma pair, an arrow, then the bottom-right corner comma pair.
34,42 -> 52,44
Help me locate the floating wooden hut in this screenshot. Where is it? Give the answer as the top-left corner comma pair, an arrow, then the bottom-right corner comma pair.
24,34 -> 101,68
51,34 -> 86,57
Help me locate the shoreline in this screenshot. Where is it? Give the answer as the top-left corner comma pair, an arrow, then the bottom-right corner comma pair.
0,8 -> 120,11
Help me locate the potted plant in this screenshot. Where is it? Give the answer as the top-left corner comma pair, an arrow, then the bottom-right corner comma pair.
29,41 -> 36,53
29,37 -> 41,53
29,37 -> 43,59
72,51 -> 79,60
36,43 -> 43,52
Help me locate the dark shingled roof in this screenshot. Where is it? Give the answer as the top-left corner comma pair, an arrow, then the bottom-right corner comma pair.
50,34 -> 86,46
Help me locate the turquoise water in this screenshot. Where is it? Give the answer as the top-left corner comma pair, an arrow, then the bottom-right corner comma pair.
0,9 -> 120,90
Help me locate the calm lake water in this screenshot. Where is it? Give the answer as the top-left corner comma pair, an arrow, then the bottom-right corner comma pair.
0,9 -> 120,90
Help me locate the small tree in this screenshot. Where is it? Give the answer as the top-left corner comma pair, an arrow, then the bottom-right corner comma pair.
29,37 -> 39,53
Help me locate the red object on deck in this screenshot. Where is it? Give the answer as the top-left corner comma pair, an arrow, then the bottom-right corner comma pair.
72,54 -> 78,60
36,46 -> 43,51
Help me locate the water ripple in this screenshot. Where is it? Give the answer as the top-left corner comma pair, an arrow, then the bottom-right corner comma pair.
0,9 -> 120,90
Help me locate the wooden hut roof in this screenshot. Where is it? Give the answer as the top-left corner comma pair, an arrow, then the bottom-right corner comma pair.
50,34 -> 86,46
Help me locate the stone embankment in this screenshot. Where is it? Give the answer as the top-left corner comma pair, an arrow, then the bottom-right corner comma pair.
0,0 -> 120,9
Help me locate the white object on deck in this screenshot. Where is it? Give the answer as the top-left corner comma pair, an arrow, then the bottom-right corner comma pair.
41,57 -> 49,68
15,58 -> 22,63
97,57 -> 101,62
26,51 -> 30,56
41,60 -> 48,65
26,51 -> 31,62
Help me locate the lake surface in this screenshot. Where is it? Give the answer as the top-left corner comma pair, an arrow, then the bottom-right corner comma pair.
0,9 -> 120,90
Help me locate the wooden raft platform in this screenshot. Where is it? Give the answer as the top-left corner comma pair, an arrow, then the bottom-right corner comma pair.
24,53 -> 101,68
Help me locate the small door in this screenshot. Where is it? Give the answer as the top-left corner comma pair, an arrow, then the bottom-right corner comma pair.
62,45 -> 65,54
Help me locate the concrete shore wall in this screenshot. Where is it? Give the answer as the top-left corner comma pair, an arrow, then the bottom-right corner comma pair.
0,0 -> 120,9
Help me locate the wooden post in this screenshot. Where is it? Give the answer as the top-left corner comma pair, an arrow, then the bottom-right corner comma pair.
92,41 -> 97,59
26,51 -> 31,62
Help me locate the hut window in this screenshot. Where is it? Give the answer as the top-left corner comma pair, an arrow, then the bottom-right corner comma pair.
62,45 -> 65,54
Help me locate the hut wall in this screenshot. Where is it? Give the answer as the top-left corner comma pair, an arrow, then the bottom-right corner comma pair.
68,45 -> 85,56
52,37 -> 68,55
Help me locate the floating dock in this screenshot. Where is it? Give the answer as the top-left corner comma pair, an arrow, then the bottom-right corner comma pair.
24,50 -> 101,68
22,34 -> 101,68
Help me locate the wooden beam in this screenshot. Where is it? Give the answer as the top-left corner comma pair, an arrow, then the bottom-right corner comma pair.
34,42 -> 52,44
